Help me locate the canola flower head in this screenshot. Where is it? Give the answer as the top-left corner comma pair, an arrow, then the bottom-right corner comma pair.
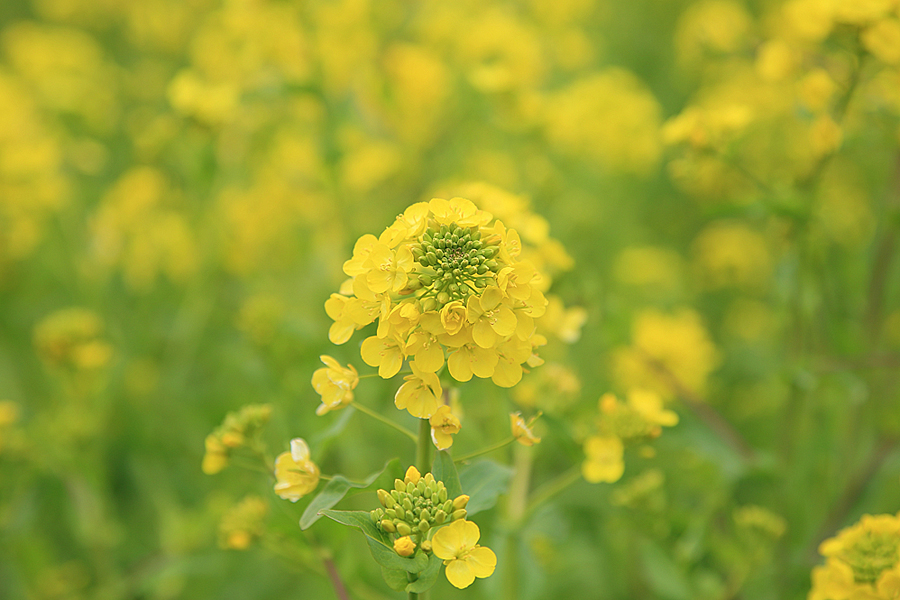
273,438 -> 320,502
218,496 -> 268,550
430,405 -> 461,450
311,355 -> 359,416
202,403 -> 273,475
582,435 -> 624,483
327,197 -> 550,388
370,467 -> 468,551
431,519 -> 497,589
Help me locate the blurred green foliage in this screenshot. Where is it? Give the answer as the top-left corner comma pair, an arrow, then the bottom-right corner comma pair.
1,0 -> 900,598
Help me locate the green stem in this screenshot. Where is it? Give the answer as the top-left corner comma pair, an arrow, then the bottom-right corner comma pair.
358,371 -> 411,380
351,402 -> 418,442
416,418 -> 432,474
455,437 -> 516,463
522,466 -> 582,522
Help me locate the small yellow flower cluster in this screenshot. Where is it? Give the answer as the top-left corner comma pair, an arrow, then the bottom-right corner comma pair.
0,400 -> 20,455
326,197 -> 550,400
273,438 -> 320,502
32,308 -> 113,371
810,512 -> 900,600
218,496 -> 269,550
372,467 -> 496,590
582,390 -> 678,484
201,404 -> 272,475
311,356 -> 359,416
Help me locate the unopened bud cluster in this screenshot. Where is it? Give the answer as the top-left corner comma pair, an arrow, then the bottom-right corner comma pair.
371,467 -> 468,546
410,223 -> 502,310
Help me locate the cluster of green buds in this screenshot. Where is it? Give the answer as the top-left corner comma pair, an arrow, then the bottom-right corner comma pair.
371,467 -> 469,551
409,223 -> 502,309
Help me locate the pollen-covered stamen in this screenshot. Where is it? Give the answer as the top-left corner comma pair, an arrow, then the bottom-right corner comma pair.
412,222 -> 502,309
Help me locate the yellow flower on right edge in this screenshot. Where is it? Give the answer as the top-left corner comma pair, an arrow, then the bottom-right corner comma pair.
809,512 -> 900,600
431,519 -> 497,589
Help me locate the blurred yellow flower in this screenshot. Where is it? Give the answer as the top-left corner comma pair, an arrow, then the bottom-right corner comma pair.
430,406 -> 461,450
274,438 -> 320,502
582,435 -> 624,483
218,496 -> 268,550
510,412 -> 541,446
431,520 -> 497,589
311,355 -> 359,416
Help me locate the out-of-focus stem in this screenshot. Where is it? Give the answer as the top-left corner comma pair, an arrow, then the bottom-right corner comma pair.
454,437 -> 515,463
351,402 -> 418,442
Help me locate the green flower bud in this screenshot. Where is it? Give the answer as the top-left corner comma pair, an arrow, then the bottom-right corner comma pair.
395,505 -> 406,520
482,247 -> 495,258
396,522 -> 412,536
438,488 -> 448,503
451,509 -> 467,522
418,520 -> 430,533
419,274 -> 432,286
486,260 -> 498,271
378,489 -> 394,508
442,499 -> 453,514
426,252 -> 437,265
385,509 -> 396,519
403,498 -> 414,512
424,487 -> 432,499
437,292 -> 450,305
381,519 -> 396,533
434,510 -> 447,525
395,479 -> 406,492
406,482 -> 416,494
420,509 -> 431,522
424,473 -> 435,484
475,278 -> 488,287
420,298 -> 437,312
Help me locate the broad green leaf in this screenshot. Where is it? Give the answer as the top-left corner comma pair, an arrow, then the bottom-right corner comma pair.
432,450 -> 462,498
459,460 -> 514,516
405,553 -> 443,593
318,509 -> 390,545
365,536 -> 430,573
380,567 -> 409,592
300,459 -> 399,529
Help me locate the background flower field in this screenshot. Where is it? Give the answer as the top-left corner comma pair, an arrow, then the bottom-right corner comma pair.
1,0 -> 900,598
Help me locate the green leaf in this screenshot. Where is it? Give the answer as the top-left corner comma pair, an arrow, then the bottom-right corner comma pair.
380,567 -> 409,592
405,553 -> 443,593
459,460 -> 514,516
365,536 -> 430,573
301,459 -> 399,529
639,540 -> 692,600
432,450 -> 462,498
318,509 -> 390,545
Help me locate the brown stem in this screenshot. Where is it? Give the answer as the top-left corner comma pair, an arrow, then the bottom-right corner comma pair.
323,555 -> 351,600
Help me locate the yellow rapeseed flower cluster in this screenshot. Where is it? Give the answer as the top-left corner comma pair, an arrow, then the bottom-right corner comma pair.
32,308 -> 113,371
201,404 -> 272,475
218,496 -> 269,550
810,512 -> 900,600
326,197 -> 551,404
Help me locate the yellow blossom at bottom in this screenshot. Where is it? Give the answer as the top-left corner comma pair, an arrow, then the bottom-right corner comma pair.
582,435 -> 624,483
431,520 -> 497,589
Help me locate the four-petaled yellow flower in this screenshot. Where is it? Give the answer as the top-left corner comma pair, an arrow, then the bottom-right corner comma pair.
430,405 -> 461,450
311,355 -> 359,416
510,412 -> 541,446
582,435 -> 624,483
274,438 -> 320,502
431,520 -> 497,589
394,364 -> 443,418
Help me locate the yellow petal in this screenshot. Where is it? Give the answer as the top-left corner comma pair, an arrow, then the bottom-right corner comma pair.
466,546 -> 497,578
448,349 -> 474,382
472,319 -> 497,348
431,521 -> 464,560
491,305 -> 517,337
378,348 -> 403,379
415,342 -> 444,373
445,559 -> 476,589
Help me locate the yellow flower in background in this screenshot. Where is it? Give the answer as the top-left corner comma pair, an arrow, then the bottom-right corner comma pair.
218,496 -> 268,550
202,434 -> 229,475
627,389 -> 679,430
395,364 -> 443,419
311,355 -> 359,416
431,520 -> 497,589
326,197 -> 553,387
582,435 -> 624,483
33,308 -> 113,370
430,405 -> 461,450
810,512 -> 900,600
510,412 -> 541,446
393,535 -> 416,557
274,438 -> 320,502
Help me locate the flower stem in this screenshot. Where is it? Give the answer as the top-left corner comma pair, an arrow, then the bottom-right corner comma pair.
416,418 -> 432,474
522,466 -> 582,522
351,402 -> 418,442
454,437 -> 516,463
